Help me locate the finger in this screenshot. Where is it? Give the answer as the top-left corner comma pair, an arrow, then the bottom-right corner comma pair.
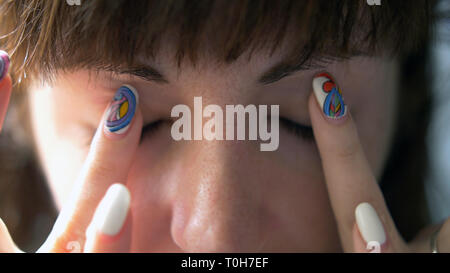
435,218 -> 450,253
39,85 -> 142,252
309,72 -> 407,252
0,218 -> 22,253
0,50 -> 12,132
84,184 -> 132,253
410,218 -> 450,253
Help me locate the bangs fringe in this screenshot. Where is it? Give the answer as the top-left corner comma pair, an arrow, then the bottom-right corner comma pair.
0,0 -> 436,84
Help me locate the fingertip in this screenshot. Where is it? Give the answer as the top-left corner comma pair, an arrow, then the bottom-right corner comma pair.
0,74 -> 12,133
98,214 -> 131,242
0,73 -> 12,89
84,184 -> 132,252
92,184 -> 131,237
103,85 -> 140,138
352,222 -> 369,252
84,213 -> 132,253
308,89 -> 321,121
310,72 -> 349,125
354,202 -> 391,253
0,217 -> 20,253
0,50 -> 10,82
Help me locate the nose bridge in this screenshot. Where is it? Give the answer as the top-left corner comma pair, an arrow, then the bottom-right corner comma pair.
171,140 -> 264,252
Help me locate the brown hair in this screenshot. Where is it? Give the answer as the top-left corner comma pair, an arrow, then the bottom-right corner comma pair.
0,0 -> 434,83
0,0 -> 440,250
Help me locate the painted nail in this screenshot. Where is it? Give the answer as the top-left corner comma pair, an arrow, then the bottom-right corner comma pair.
312,72 -> 347,119
0,50 -> 10,82
90,184 -> 131,236
104,84 -> 139,134
355,202 -> 386,245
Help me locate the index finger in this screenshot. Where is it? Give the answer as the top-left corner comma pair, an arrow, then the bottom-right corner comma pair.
309,72 -> 407,252
39,85 -> 142,252
0,50 -> 12,132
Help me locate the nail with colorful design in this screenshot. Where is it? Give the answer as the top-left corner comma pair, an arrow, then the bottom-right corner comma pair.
0,50 -> 11,82
104,85 -> 139,135
312,72 -> 346,119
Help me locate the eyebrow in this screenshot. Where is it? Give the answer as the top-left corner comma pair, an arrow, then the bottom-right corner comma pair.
116,61 -> 322,85
110,54 -> 354,85
258,52 -> 367,85
258,60 -> 325,85
114,65 -> 169,84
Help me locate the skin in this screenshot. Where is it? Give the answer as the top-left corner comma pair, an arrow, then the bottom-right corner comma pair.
0,46 -> 448,252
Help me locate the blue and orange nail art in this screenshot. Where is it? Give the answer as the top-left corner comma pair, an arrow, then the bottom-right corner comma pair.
0,51 -> 10,82
105,85 -> 139,134
312,72 -> 346,119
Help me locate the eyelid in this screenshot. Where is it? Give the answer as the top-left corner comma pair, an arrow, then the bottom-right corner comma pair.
140,119 -> 314,144
280,118 -> 314,141
140,120 -> 165,143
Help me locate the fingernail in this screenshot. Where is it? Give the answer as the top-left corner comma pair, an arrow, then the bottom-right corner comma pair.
0,50 -> 11,82
90,184 -> 131,236
312,72 -> 347,119
104,84 -> 139,135
355,202 -> 386,245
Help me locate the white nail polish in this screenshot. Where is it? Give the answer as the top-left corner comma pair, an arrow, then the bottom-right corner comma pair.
355,202 -> 386,245
91,184 -> 131,236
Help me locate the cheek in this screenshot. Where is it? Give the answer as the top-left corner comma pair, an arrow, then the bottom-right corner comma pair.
28,85 -> 89,208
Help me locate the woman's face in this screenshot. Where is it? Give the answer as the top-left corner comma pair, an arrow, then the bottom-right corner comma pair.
27,44 -> 399,252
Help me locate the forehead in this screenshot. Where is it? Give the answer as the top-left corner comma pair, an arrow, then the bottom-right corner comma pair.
136,33 -> 294,77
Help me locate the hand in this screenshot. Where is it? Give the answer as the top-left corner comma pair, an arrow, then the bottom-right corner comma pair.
0,52 -> 142,252
309,72 -> 450,253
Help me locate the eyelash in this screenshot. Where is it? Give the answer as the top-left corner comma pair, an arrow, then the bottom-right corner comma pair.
280,118 -> 314,141
140,118 -> 314,142
140,120 -> 164,142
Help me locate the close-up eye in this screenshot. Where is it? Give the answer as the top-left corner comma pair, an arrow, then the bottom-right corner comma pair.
140,120 -> 164,142
280,118 -> 314,141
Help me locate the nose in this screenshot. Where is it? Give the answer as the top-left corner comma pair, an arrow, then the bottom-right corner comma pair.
170,140 -> 266,252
